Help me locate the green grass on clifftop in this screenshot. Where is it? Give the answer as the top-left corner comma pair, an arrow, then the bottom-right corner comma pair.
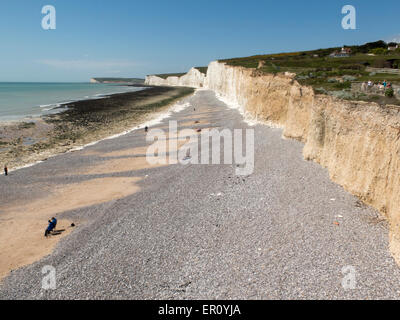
220,40 -> 400,105
194,66 -> 208,74
153,73 -> 186,79
153,66 -> 208,79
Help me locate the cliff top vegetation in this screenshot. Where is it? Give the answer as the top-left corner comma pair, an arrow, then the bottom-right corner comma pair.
220,40 -> 400,105
153,67 -> 208,79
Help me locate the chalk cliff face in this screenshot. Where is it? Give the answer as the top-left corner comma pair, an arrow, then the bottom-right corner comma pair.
304,96 -> 400,261
206,61 -> 312,140
206,61 -> 400,262
145,67 -> 206,88
146,60 -> 400,262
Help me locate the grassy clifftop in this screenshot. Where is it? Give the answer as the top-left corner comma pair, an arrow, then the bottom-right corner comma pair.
152,73 -> 186,79
153,66 -> 208,79
220,40 -> 400,105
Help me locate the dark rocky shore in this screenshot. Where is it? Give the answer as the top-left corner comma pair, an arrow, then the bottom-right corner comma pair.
0,86 -> 194,169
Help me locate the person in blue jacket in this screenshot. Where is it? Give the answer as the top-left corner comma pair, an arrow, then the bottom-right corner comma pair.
44,217 -> 57,237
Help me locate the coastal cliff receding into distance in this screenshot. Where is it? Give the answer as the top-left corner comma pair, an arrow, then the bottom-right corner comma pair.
145,67 -> 207,88
145,60 -> 400,263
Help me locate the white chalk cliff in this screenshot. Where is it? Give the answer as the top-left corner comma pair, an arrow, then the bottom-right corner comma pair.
145,67 -> 206,88
146,61 -> 400,263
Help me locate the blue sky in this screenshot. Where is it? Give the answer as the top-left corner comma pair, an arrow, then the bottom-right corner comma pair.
0,0 -> 399,82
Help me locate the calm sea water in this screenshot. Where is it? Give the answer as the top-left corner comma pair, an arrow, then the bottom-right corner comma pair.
0,82 -> 145,121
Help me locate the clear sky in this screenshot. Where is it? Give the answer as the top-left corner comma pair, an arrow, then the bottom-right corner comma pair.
0,0 -> 399,82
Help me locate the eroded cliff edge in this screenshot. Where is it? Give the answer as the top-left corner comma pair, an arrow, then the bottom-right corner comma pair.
145,67 -> 206,88
147,61 -> 400,262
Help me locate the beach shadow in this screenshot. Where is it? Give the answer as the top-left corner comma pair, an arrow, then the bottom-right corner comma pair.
49,229 -> 66,236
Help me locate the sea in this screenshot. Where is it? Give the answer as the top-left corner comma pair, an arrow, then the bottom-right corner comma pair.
0,82 -> 145,122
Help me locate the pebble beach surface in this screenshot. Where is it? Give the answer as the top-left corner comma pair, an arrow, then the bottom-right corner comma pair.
1,90 -> 400,299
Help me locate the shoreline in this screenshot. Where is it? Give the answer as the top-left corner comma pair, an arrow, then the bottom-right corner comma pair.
0,86 -> 195,171
11,98 -> 194,173
0,83 -> 147,123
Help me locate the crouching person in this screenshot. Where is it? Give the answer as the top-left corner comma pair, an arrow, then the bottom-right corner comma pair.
44,217 -> 57,237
